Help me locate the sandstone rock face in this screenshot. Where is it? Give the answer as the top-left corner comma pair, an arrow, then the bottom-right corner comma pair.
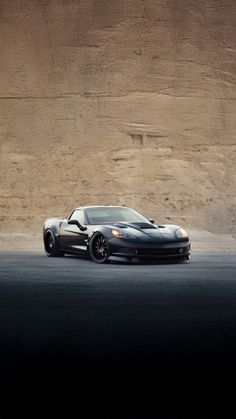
0,0 -> 235,235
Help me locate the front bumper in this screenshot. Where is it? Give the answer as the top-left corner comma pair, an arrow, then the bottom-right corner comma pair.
109,239 -> 191,259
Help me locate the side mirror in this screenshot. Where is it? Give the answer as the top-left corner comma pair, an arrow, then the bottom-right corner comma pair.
149,219 -> 155,224
68,219 -> 87,231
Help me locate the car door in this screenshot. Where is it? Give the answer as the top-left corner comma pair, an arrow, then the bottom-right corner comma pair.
59,209 -> 88,252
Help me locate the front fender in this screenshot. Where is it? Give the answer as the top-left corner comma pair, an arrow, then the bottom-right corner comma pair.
89,225 -> 113,240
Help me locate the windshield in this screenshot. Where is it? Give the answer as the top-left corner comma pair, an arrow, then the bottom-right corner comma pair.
85,207 -> 148,225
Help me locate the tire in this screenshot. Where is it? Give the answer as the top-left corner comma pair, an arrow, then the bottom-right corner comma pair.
89,232 -> 110,263
44,230 -> 65,257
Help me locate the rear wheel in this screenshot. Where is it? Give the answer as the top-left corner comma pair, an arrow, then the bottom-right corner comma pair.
44,230 -> 65,257
89,233 -> 110,263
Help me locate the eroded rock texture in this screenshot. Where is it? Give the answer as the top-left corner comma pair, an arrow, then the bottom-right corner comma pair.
0,0 -> 235,233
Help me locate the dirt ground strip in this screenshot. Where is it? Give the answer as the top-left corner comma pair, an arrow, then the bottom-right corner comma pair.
0,230 -> 236,252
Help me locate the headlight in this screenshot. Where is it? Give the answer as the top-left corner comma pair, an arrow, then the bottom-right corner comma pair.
176,228 -> 188,239
112,229 -> 136,239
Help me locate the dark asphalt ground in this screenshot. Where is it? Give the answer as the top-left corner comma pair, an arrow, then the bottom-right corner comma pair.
0,251 -> 236,418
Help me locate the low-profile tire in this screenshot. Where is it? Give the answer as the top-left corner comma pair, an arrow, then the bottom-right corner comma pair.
44,230 -> 65,257
89,232 -> 110,263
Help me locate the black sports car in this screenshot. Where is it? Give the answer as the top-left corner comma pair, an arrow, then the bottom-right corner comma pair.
43,205 -> 191,263
43,206 -> 191,263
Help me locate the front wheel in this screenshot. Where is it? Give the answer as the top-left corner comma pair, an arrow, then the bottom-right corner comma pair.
89,233 -> 110,263
44,230 -> 65,257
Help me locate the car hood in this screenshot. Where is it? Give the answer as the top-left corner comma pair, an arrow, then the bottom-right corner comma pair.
114,222 -> 181,241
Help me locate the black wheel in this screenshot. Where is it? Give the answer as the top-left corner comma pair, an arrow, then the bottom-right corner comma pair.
44,230 -> 65,257
89,233 -> 110,263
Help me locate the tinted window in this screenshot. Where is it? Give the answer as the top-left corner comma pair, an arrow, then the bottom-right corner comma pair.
69,210 -> 85,225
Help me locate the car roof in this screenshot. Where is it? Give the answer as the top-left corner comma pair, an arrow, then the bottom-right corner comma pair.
74,205 -> 128,211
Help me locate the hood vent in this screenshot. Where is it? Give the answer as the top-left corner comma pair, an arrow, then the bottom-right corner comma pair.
115,222 -> 157,230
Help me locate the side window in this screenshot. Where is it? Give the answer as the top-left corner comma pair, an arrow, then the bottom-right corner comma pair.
69,210 -> 85,225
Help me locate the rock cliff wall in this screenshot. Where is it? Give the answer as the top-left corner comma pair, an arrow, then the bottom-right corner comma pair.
0,0 -> 235,234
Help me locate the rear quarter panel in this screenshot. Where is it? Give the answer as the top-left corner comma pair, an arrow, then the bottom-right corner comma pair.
43,218 -> 62,236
